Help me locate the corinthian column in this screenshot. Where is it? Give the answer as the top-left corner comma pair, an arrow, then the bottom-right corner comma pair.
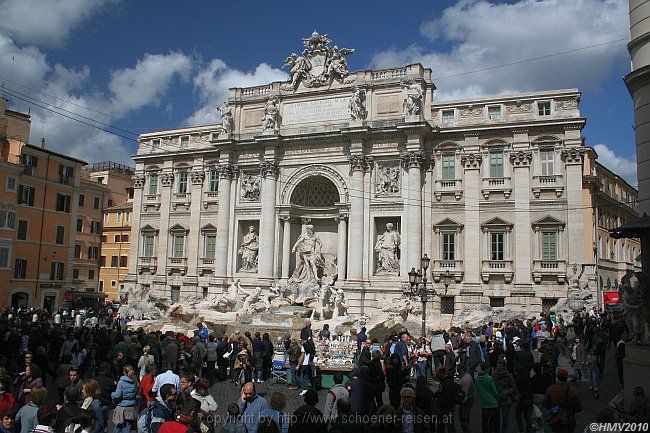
214,164 -> 233,279
401,151 -> 424,270
348,155 -> 370,281
259,160 -> 279,279
336,214 -> 348,281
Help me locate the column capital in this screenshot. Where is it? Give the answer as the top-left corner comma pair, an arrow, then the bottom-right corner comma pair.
260,160 -> 279,178
349,154 -> 372,172
301,217 -> 312,225
160,172 -> 174,187
460,153 -> 482,170
191,170 -> 205,185
132,174 -> 145,189
560,147 -> 585,164
334,213 -> 349,223
509,150 -> 532,167
400,150 -> 424,169
218,164 -> 235,179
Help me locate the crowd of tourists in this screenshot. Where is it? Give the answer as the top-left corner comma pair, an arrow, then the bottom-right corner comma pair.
0,305 -> 645,433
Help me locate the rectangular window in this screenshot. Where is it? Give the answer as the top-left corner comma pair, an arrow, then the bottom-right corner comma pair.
116,212 -> 122,223
177,172 -> 188,194
74,244 -> 81,259
93,197 -> 100,209
13,258 -> 27,279
22,154 -> 38,175
0,242 -> 10,268
542,298 -> 558,314
180,136 -> 189,148
90,221 -> 100,234
541,231 -> 558,261
55,226 -> 65,245
111,280 -> 117,287
103,213 -> 108,224
17,220 -> 28,240
76,218 -> 83,233
489,153 -> 504,178
441,155 -> 455,180
50,262 -> 64,280
143,235 -> 155,257
209,170 -> 219,192
111,256 -> 118,267
73,269 -> 79,279
488,105 -> 501,120
151,139 -> 160,149
148,173 -> 158,195
99,280 -> 104,291
441,297 -> 455,315
538,101 -> 551,116
88,246 -> 99,259
59,165 -> 74,185
540,150 -> 554,176
56,194 -> 71,213
88,269 -> 94,280
122,234 -> 129,242
101,234 -> 107,243
5,176 -> 16,193
78,194 -> 85,207
120,255 -> 128,267
490,297 -> 505,308
0,209 -> 15,229
172,235 -> 185,258
204,234 -> 216,258
100,256 -> 106,267
490,232 -> 505,261
171,286 -> 181,303
114,234 -> 121,243
442,110 -> 455,125
442,233 -> 456,261
125,212 -> 130,222
17,185 -> 35,206
107,199 -> 113,207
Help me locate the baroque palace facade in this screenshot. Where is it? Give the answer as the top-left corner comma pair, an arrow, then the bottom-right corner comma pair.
124,33 -> 639,316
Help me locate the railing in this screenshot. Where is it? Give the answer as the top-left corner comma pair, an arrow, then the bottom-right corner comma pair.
434,179 -> 463,201
137,257 -> 157,274
201,258 -> 214,265
145,194 -> 160,202
481,177 -> 512,199
433,259 -> 463,270
371,67 -> 408,80
532,260 -> 567,283
168,257 -> 187,265
481,260 -> 514,283
167,257 -> 188,275
532,175 -> 564,198
202,191 -> 219,209
242,85 -> 272,97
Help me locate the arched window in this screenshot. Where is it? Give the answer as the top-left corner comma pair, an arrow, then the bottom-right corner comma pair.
290,176 -> 339,207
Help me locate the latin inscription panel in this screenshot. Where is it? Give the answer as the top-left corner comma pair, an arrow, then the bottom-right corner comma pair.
282,97 -> 350,125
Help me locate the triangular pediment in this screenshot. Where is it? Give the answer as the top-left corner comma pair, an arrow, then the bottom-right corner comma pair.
434,217 -> 463,228
481,216 -> 513,228
140,224 -> 159,233
532,215 -> 565,228
169,223 -> 189,233
201,223 -> 218,232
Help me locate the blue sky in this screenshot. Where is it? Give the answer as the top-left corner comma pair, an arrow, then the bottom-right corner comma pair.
0,0 -> 637,184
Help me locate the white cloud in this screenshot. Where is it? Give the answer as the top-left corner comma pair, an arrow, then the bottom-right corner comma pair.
593,144 -> 638,186
371,0 -> 628,101
0,0 -> 117,49
186,60 -> 287,126
107,52 -> 193,113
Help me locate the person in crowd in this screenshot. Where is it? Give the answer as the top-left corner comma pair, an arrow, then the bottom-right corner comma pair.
80,379 -> 105,433
347,365 -> 376,416
395,386 -> 431,433
287,340 -> 301,391
414,376 -> 434,428
15,385 -> 45,433
457,363 -> 475,433
296,339 -> 315,396
177,374 -> 195,406
513,340 -> 534,381
476,362 -> 500,433
514,370 -> 534,433
140,364 -> 158,406
493,359 -> 516,433
32,405 -> 58,433
218,403 -> 246,433
205,335 -> 219,385
259,391 -> 290,433
323,372 -> 349,423
464,333 -> 482,375
288,389 -> 325,433
95,362 -> 114,408
73,409 -> 97,433
300,323 -> 313,341
572,337 -> 587,383
190,377 -> 218,426
366,350 -> 385,409
328,397 -> 366,433
628,386 -> 650,421
233,347 -> 252,386
54,387 -> 82,433
158,397 -> 200,433
386,353 -> 404,409
237,382 -> 269,433
318,324 -> 331,340
111,364 -> 139,433
150,383 -> 177,433
14,363 -> 43,407
138,345 -> 155,380
258,418 -> 280,433
68,366 -> 83,398
252,333 -> 264,383
152,363 -> 181,399
55,355 -> 73,404
0,409 -> 14,433
585,347 -> 599,399
414,337 -> 431,378
369,404 -> 398,433
543,369 -> 582,433
261,333 -> 274,381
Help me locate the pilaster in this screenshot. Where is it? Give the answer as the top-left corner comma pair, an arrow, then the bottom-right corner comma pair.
562,147 -> 586,264
128,172 -> 145,276
461,153 -> 482,287
510,150 -> 533,288
186,165 -> 204,282
157,167 -> 174,291
335,214 -> 348,282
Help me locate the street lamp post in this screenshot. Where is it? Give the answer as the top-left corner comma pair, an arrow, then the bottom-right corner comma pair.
408,255 -> 452,337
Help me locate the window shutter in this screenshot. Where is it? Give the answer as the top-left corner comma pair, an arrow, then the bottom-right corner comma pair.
17,186 -> 23,204
28,188 -> 34,206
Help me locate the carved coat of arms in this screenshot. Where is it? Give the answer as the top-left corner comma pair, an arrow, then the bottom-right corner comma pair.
283,31 -> 355,90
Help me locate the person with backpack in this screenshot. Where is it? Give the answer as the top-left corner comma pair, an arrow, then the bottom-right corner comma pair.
54,387 -> 83,433
111,365 -> 139,433
492,359 -> 516,433
158,398 -> 200,433
138,346 -> 155,380
143,383 -> 177,433
457,364 -> 475,433
542,369 -> 582,432
475,362 -> 500,433
323,372 -> 349,423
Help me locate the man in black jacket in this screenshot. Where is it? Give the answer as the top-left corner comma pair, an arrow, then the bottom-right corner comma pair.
300,323 -> 313,341
395,387 -> 431,433
54,387 -> 82,433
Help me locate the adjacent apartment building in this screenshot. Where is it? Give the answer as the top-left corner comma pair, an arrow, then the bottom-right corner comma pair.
99,200 -> 133,301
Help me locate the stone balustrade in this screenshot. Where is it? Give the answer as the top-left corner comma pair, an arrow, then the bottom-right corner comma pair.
481,260 -> 514,283
481,177 -> 512,199
434,179 -> 463,201
532,259 -> 567,284
137,257 -> 157,274
532,175 -> 564,198
167,257 -> 187,275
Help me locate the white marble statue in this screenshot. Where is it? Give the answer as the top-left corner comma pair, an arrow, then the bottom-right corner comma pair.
263,95 -> 280,133
214,279 -> 246,312
291,224 -> 324,284
349,87 -> 367,121
334,288 -> 348,317
284,53 -> 311,89
264,281 -> 291,311
241,287 -> 263,314
311,284 -> 334,320
238,226 -> 259,272
376,165 -> 400,195
375,223 -> 401,274
241,174 -> 260,201
402,79 -> 423,116
217,102 -> 233,134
